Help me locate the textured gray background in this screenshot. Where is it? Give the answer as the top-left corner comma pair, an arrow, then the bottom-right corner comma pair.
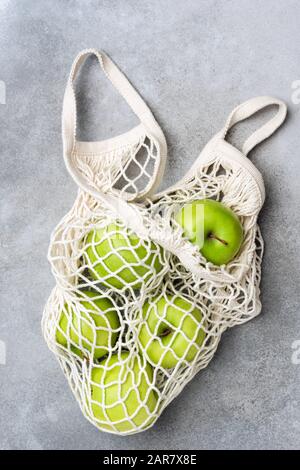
0,0 -> 300,450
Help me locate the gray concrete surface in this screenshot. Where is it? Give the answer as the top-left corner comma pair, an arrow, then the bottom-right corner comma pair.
0,0 -> 300,450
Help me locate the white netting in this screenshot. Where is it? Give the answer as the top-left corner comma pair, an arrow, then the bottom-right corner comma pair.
73,132 -> 160,201
42,142 -> 264,435
42,50 -> 287,435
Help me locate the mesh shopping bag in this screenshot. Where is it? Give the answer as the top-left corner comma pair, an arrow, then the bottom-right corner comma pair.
147,96 -> 287,325
43,49 -> 287,435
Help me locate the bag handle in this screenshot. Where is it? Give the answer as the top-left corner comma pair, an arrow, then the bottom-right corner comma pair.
62,49 -> 167,155
62,49 -> 167,203
221,96 -> 287,156
62,49 -> 169,235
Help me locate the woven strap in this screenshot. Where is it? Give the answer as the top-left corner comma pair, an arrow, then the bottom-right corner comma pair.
62,49 -> 166,153
221,96 -> 287,155
61,49 -> 168,234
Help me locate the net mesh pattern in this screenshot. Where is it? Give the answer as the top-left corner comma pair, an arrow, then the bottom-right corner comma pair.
43,142 -> 264,435
73,132 -> 159,201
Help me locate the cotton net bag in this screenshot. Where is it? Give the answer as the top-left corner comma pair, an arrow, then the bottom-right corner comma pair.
42,49 -> 287,435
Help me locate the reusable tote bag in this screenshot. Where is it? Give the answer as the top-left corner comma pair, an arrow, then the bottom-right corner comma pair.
42,49 -> 287,435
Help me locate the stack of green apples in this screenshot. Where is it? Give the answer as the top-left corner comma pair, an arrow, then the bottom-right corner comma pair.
56,291 -> 207,432
55,199 -> 243,432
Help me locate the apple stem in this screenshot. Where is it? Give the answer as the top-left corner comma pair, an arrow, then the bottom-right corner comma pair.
159,329 -> 172,337
208,233 -> 228,246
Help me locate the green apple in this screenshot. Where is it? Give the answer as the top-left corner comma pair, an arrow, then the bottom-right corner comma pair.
56,291 -> 120,360
138,294 -> 206,369
84,223 -> 163,290
175,199 -> 243,265
89,352 -> 157,433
